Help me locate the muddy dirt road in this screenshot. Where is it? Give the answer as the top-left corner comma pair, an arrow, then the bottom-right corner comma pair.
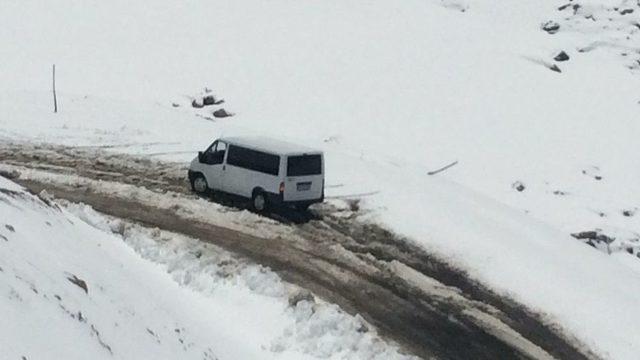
0,142 -> 596,360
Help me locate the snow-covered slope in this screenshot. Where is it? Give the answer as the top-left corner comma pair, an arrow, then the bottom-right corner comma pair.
0,177 -> 413,360
1,0 -> 640,358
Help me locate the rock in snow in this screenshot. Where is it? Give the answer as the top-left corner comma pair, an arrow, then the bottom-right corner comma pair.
549,64 -> 562,73
554,51 -> 570,62
541,21 -> 560,34
213,108 -> 233,118
512,181 -> 526,192
571,230 -> 615,244
203,95 -> 224,106
66,274 -> 89,294
191,99 -> 204,108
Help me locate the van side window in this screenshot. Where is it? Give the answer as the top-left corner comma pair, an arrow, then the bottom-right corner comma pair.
227,145 -> 280,175
287,154 -> 322,176
203,141 -> 226,165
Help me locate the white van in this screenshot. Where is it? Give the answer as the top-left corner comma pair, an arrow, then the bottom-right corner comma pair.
188,136 -> 324,211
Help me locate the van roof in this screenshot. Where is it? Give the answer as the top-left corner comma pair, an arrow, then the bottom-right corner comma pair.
219,136 -> 322,156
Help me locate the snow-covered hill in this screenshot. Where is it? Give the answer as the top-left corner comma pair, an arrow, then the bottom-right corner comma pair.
1,0 -> 640,358
0,177 -> 413,360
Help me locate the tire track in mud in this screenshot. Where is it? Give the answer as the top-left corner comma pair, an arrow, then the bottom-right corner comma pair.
0,142 -> 596,360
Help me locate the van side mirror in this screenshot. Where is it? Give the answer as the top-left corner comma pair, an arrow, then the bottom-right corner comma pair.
198,151 -> 204,163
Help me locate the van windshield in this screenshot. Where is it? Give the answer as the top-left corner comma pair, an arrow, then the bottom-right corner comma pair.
287,155 -> 322,176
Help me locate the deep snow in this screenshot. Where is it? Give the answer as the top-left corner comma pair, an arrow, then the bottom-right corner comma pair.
1,0 -> 640,358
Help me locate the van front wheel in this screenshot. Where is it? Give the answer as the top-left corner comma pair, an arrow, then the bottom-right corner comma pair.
191,174 -> 209,194
252,192 -> 267,212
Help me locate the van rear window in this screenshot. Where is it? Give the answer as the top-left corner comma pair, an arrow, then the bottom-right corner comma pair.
227,145 -> 280,176
287,155 -> 322,176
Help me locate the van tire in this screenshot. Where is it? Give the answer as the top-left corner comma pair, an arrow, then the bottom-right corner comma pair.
251,190 -> 267,212
294,204 -> 310,212
191,174 -> 209,194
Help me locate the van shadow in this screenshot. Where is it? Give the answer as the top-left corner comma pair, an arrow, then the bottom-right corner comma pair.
200,192 -> 321,225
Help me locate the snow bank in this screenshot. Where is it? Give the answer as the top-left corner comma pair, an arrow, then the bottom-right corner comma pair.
0,177 -> 414,360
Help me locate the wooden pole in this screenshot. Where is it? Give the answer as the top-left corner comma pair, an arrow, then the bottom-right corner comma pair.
52,64 -> 58,113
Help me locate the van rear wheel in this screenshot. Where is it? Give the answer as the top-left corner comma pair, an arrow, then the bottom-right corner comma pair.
191,174 -> 209,194
252,191 -> 267,212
